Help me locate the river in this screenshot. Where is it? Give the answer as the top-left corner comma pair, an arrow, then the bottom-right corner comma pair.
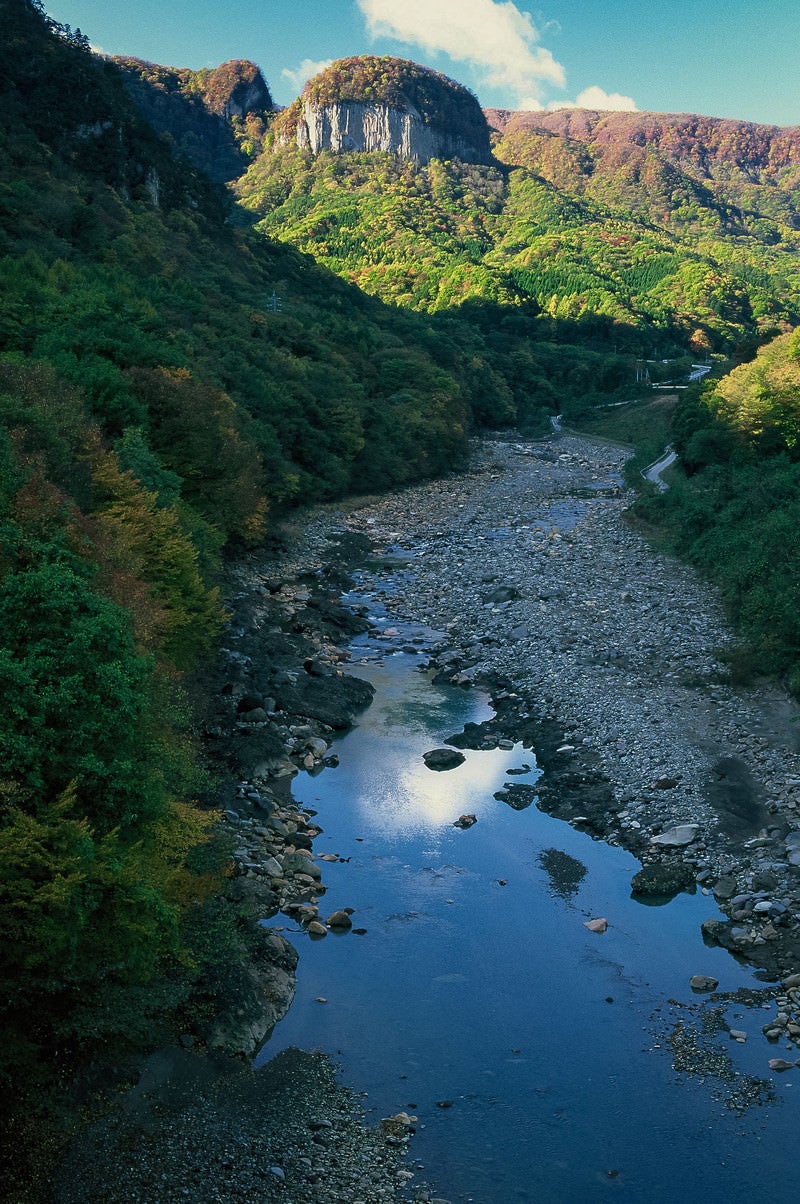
258,571 -> 799,1203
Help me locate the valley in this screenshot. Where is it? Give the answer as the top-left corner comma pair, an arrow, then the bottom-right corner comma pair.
2,4 -> 800,1199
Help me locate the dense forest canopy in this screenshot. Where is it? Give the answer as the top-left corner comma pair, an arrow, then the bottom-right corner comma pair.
636,330 -> 800,690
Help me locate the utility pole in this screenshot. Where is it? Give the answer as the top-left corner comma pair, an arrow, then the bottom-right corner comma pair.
267,290 -> 282,313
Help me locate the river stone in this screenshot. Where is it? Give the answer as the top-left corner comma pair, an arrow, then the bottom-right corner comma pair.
326,909 -> 353,930
423,748 -> 466,771
304,736 -> 329,759
482,584 -> 520,604
650,824 -> 700,847
631,862 -> 695,897
454,813 -> 477,829
307,921 -> 327,937
768,1058 -> 795,1072
584,917 -> 608,933
283,852 -> 322,880
713,875 -> 738,901
690,975 -> 719,992
239,707 -> 268,724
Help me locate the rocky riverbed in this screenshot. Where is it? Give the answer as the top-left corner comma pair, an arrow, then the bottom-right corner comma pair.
54,429 -> 800,1201
261,429 -> 800,1050
322,433 -> 800,976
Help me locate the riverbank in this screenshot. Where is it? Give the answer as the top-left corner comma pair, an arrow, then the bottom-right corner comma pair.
50,428 -> 800,1202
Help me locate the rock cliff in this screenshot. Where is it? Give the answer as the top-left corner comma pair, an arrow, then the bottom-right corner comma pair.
294,97 -> 488,164
278,56 -> 492,166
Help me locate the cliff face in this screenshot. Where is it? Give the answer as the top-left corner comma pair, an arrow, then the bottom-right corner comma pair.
294,98 -> 491,164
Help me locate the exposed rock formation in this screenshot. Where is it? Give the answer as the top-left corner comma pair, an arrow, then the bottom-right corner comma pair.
294,97 -> 490,164
278,56 -> 492,166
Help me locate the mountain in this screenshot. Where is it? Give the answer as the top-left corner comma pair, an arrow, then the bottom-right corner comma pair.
236,69 -> 799,359
274,55 -> 492,165
112,57 -> 273,182
490,107 -> 800,232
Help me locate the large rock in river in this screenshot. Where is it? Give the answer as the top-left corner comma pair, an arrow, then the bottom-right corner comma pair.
423,748 -> 466,771
274,672 -> 375,729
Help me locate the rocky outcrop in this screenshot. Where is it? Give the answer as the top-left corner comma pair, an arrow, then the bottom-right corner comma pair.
113,57 -> 273,182
293,98 -> 491,165
278,56 -> 493,166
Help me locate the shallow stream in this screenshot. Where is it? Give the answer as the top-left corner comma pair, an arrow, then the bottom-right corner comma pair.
259,572 -> 798,1203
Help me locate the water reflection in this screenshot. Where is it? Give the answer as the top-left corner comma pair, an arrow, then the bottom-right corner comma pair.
336,659 -> 541,842
349,746 -> 541,841
538,846 -> 589,901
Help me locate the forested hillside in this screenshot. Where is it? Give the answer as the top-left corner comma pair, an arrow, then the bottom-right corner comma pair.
237,64 -> 799,360
637,330 -> 800,691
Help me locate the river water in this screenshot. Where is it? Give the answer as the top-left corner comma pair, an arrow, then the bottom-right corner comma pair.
259,573 -> 799,1203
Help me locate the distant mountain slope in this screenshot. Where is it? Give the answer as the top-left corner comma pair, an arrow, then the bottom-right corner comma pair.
238,83 -> 799,354
490,108 -> 800,230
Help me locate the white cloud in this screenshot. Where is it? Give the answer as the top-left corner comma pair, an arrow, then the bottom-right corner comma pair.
357,0 -> 565,107
281,58 -> 333,94
548,85 -> 638,113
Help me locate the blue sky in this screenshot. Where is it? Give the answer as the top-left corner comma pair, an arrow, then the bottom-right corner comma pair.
45,0 -> 799,126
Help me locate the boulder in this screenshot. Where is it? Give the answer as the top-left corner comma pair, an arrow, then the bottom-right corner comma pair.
274,672 -> 375,729
204,927 -> 297,1056
423,748 -> 466,771
689,975 -> 719,992
482,584 -> 520,604
631,862 -> 695,897
326,909 -> 353,931
650,823 -> 699,847
282,852 -> 322,880
712,875 -> 738,901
